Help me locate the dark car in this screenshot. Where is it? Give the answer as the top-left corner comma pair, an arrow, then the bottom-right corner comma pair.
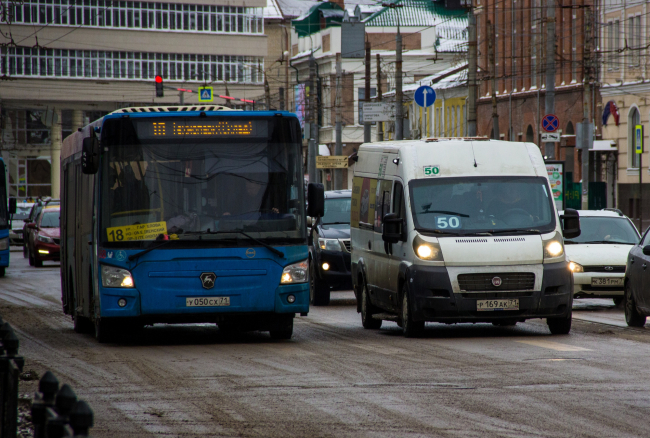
26,205 -> 61,267
624,227 -> 650,327
309,190 -> 352,305
23,198 -> 59,258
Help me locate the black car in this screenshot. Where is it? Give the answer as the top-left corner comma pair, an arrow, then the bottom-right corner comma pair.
309,190 -> 352,305
624,227 -> 650,327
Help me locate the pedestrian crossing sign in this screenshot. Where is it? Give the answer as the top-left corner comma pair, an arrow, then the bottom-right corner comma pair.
198,86 -> 213,102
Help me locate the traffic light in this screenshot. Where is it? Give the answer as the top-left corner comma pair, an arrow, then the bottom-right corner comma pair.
155,75 -> 164,97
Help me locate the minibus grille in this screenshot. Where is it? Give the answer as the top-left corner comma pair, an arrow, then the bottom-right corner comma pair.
458,273 -> 535,291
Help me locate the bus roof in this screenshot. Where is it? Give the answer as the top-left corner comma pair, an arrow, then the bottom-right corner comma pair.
61,107 -> 299,161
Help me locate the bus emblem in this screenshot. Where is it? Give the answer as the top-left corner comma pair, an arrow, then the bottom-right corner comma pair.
492,277 -> 502,287
200,272 -> 217,289
246,248 -> 256,258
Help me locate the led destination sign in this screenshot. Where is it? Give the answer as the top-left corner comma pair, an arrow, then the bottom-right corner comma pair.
137,119 -> 265,139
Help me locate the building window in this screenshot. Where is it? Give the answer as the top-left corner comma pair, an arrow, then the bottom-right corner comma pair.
628,15 -> 641,67
11,1 -> 263,35
613,20 -> 620,70
531,0 -> 538,88
526,125 -> 534,143
571,0 -> 577,82
629,106 -> 641,168
0,48 -> 263,83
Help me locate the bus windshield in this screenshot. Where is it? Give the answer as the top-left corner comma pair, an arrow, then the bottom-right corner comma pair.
99,116 -> 305,247
409,176 -> 556,235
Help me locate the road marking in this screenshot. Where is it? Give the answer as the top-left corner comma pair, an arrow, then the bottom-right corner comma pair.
515,340 -> 591,351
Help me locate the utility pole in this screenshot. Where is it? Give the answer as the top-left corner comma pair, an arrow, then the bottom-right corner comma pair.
383,2 -> 404,140
364,40 -> 371,143
335,53 -> 343,190
488,22 -> 499,140
581,6 -> 592,209
264,73 -> 271,110
544,0 -> 556,159
377,53 -> 384,141
308,54 -> 317,184
467,3 -> 477,136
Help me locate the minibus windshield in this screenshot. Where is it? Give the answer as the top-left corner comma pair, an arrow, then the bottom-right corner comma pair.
409,176 -> 556,235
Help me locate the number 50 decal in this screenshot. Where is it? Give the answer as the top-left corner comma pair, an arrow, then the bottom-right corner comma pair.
423,165 -> 440,177
436,216 -> 461,229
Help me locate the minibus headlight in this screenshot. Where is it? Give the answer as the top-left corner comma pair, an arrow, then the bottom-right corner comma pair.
101,265 -> 135,288
543,231 -> 565,261
0,238 -> 8,251
569,261 -> 584,273
281,259 -> 309,284
318,238 -> 341,251
412,235 -> 444,261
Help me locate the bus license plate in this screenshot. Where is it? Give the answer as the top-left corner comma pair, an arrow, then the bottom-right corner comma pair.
186,297 -> 230,307
591,277 -> 624,287
476,299 -> 519,311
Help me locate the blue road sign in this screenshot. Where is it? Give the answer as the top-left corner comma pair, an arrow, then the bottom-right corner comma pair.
198,86 -> 214,102
414,86 -> 436,107
541,114 -> 559,132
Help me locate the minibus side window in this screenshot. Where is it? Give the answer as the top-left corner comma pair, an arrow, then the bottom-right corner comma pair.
393,181 -> 406,219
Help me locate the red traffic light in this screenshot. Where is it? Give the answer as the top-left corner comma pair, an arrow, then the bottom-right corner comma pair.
155,75 -> 163,83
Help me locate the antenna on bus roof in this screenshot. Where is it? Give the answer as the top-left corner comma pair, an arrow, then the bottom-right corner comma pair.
471,142 -> 478,167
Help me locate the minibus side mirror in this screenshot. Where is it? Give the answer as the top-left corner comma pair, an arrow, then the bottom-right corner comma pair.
561,208 -> 581,239
307,183 -> 324,218
382,213 -> 403,244
81,136 -> 100,174
8,198 -> 16,215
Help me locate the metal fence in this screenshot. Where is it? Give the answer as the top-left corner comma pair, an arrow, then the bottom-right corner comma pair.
0,314 -> 94,438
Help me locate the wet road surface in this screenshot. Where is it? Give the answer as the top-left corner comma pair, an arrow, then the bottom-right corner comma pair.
1,251 -> 649,437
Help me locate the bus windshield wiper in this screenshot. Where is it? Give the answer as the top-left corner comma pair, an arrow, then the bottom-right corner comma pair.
187,229 -> 285,258
581,240 -> 626,245
322,222 -> 350,225
128,235 -> 174,262
417,210 -> 470,217
488,229 -> 541,235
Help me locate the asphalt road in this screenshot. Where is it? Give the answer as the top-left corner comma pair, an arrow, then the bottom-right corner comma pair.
2,250 -> 650,437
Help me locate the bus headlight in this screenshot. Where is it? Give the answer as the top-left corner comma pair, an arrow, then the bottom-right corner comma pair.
0,238 -> 8,251
412,235 -> 443,261
543,231 -> 565,261
318,238 -> 341,251
569,261 -> 584,273
101,265 -> 135,288
280,259 -> 308,284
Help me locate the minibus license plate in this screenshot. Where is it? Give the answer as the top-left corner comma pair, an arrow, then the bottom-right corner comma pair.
186,297 -> 230,307
476,299 -> 518,311
591,277 -> 624,287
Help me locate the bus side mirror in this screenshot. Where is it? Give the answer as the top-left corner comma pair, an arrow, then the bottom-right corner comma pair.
307,183 -> 324,218
561,208 -> 581,239
8,198 -> 16,215
81,136 -> 100,174
382,213 -> 403,244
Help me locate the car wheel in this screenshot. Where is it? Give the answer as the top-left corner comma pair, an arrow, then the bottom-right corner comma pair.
547,311 -> 572,335
94,317 -> 115,343
34,256 -> 43,268
28,248 -> 35,267
401,283 -> 424,338
361,281 -> 382,330
269,318 -> 293,340
625,282 -> 646,328
310,261 -> 330,306
0,267 -> 5,278
23,243 -> 27,258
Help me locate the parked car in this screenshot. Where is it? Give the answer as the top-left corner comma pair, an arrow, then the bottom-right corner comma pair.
26,205 -> 60,267
23,198 -> 59,258
309,190 -> 352,306
563,209 -> 640,305
624,226 -> 650,327
9,201 -> 34,245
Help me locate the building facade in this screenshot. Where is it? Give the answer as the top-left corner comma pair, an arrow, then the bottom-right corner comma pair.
0,0 -> 267,198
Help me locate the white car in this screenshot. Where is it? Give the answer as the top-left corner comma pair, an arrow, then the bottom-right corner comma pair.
9,202 -> 34,245
562,209 -> 640,304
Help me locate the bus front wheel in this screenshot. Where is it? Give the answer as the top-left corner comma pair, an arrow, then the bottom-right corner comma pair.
269,317 -> 293,340
94,318 -> 115,343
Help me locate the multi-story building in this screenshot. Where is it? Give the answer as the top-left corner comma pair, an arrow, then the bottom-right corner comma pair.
0,0 -> 267,198
475,0 -> 600,207
599,0 -> 650,232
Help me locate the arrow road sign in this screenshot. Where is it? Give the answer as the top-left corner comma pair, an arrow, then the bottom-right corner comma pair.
414,86 -> 436,107
541,114 -> 559,132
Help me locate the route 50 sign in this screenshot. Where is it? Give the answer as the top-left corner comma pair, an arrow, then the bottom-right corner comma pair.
423,165 -> 440,177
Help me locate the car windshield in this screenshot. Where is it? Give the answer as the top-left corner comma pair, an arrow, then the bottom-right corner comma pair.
564,216 -> 639,244
409,176 -> 556,235
322,197 -> 351,226
40,211 -> 60,228
99,116 -> 305,247
12,206 -> 32,221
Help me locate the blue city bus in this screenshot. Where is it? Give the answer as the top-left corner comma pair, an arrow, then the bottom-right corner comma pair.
60,106 -> 323,342
0,158 -> 16,277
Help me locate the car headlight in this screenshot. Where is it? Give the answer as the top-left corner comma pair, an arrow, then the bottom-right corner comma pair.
37,235 -> 54,243
318,238 -> 341,251
280,259 -> 309,284
0,238 -> 8,251
569,261 -> 584,273
412,235 -> 444,261
101,265 -> 135,288
543,231 -> 565,262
